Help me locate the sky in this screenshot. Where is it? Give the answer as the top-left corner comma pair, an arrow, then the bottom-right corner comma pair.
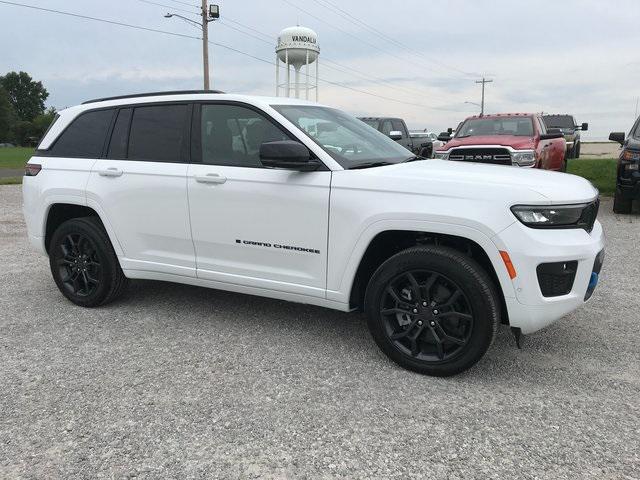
1,0 -> 639,139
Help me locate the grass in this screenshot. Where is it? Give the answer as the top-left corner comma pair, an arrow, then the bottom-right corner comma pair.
0,147 -> 34,169
0,148 -> 617,195
567,158 -> 617,196
0,177 -> 22,185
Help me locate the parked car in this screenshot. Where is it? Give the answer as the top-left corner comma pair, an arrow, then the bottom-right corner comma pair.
542,114 -> 588,159
23,91 -> 604,377
0,142 -> 16,148
409,131 -> 444,158
609,118 -> 640,213
435,113 -> 568,171
359,117 -> 430,157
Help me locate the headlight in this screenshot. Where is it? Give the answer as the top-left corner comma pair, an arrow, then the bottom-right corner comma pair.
512,150 -> 536,167
511,203 -> 597,230
434,152 -> 449,160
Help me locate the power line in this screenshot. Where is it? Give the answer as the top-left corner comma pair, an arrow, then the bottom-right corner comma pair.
164,0 -> 200,8
136,0 -> 199,16
279,0 -> 475,81
314,0 -> 479,78
216,15 -> 451,102
0,0 -> 460,111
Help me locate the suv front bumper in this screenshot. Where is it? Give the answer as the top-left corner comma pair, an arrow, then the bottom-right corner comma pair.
494,219 -> 605,334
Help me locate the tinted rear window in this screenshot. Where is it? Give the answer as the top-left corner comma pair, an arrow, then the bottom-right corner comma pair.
542,115 -> 575,129
49,109 -> 114,158
128,104 -> 188,162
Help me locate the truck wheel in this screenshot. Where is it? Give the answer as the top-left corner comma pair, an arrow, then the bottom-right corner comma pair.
364,245 -> 499,377
49,217 -> 129,307
575,142 -> 581,159
613,190 -> 632,214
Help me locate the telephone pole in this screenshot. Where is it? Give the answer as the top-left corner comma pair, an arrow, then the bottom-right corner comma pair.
165,3 -> 219,89
475,77 -> 493,116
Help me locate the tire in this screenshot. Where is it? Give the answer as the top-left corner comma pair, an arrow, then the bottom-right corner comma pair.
613,190 -> 632,214
364,245 -> 500,377
560,155 -> 568,172
575,142 -> 580,159
49,216 -> 128,307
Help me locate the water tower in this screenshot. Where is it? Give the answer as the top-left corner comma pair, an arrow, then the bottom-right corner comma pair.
275,26 -> 320,100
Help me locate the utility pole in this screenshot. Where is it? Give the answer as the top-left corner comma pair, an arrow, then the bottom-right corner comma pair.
475,77 -> 493,116
165,3 -> 219,90
201,0 -> 210,90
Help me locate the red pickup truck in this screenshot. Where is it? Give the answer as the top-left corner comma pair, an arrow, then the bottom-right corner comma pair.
435,113 -> 567,171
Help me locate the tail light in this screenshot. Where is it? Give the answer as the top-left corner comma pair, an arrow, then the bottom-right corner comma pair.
24,163 -> 42,176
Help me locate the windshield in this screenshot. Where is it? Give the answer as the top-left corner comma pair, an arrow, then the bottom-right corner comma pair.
456,117 -> 534,137
542,115 -> 575,129
273,105 -> 413,168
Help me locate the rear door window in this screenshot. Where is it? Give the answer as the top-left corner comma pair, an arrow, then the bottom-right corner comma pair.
127,104 -> 188,162
49,109 -> 114,158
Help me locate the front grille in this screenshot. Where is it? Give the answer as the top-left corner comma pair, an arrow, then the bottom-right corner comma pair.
537,261 -> 578,297
449,148 -> 512,165
580,199 -> 599,233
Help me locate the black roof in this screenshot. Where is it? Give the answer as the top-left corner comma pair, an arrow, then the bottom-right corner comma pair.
82,90 -> 225,104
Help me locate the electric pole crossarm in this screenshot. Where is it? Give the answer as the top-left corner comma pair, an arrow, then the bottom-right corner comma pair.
475,77 -> 493,116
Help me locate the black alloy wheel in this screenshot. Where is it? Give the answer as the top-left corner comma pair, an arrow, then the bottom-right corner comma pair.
56,232 -> 101,297
49,217 -> 128,307
380,270 -> 473,362
365,245 -> 499,376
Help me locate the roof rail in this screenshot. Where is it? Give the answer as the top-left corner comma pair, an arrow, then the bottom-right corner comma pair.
82,90 -> 225,104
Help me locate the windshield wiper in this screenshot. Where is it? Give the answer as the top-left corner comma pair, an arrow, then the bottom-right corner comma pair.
402,155 -> 425,163
456,134 -> 471,138
349,161 -> 394,170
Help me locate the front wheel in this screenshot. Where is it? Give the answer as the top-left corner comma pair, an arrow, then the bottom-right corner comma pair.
364,246 -> 499,377
49,217 -> 129,307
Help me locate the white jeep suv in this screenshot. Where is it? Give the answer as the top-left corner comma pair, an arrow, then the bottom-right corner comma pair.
22,91 -> 605,376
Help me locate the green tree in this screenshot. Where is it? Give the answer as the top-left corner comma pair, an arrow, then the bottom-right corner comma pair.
0,71 -> 49,122
0,86 -> 17,142
31,106 -> 57,142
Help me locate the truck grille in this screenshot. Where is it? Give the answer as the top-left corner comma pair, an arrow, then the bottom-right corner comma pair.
449,148 -> 512,165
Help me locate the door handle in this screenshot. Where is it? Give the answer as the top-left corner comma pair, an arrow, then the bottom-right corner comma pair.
98,167 -> 123,177
195,173 -> 227,184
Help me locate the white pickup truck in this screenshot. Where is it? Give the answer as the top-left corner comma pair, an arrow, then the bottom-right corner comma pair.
22,91 -> 604,376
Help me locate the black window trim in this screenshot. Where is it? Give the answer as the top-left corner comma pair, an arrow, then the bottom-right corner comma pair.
191,100 -> 329,171
35,106 -> 117,158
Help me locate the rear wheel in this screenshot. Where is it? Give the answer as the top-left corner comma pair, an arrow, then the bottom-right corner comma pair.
364,246 -> 499,377
613,189 -> 632,214
575,142 -> 581,159
49,217 -> 128,307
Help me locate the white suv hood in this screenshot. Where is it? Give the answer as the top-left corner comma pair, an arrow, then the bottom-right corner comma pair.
336,160 -> 598,205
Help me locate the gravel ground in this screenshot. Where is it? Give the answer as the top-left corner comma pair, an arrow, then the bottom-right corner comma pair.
0,184 -> 638,479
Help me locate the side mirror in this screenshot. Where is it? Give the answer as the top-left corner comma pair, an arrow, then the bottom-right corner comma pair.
447,127 -> 453,134
540,128 -> 564,140
580,122 -> 588,131
609,132 -> 626,146
437,132 -> 452,142
260,140 -> 318,171
388,130 -> 403,140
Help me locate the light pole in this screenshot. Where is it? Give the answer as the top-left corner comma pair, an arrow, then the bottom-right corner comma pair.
165,2 -> 219,89
464,100 -> 481,113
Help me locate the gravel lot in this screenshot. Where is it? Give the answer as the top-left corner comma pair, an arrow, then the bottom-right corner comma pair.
0,184 -> 638,479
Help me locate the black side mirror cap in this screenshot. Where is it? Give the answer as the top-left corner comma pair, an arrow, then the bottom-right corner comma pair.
580,122 -> 588,131
609,132 -> 626,146
259,140 -> 318,171
447,127 -> 453,134
540,128 -> 564,140
437,132 -> 452,142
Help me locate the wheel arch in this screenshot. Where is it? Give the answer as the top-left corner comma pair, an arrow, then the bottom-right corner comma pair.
346,229 -> 511,324
44,202 -> 123,257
